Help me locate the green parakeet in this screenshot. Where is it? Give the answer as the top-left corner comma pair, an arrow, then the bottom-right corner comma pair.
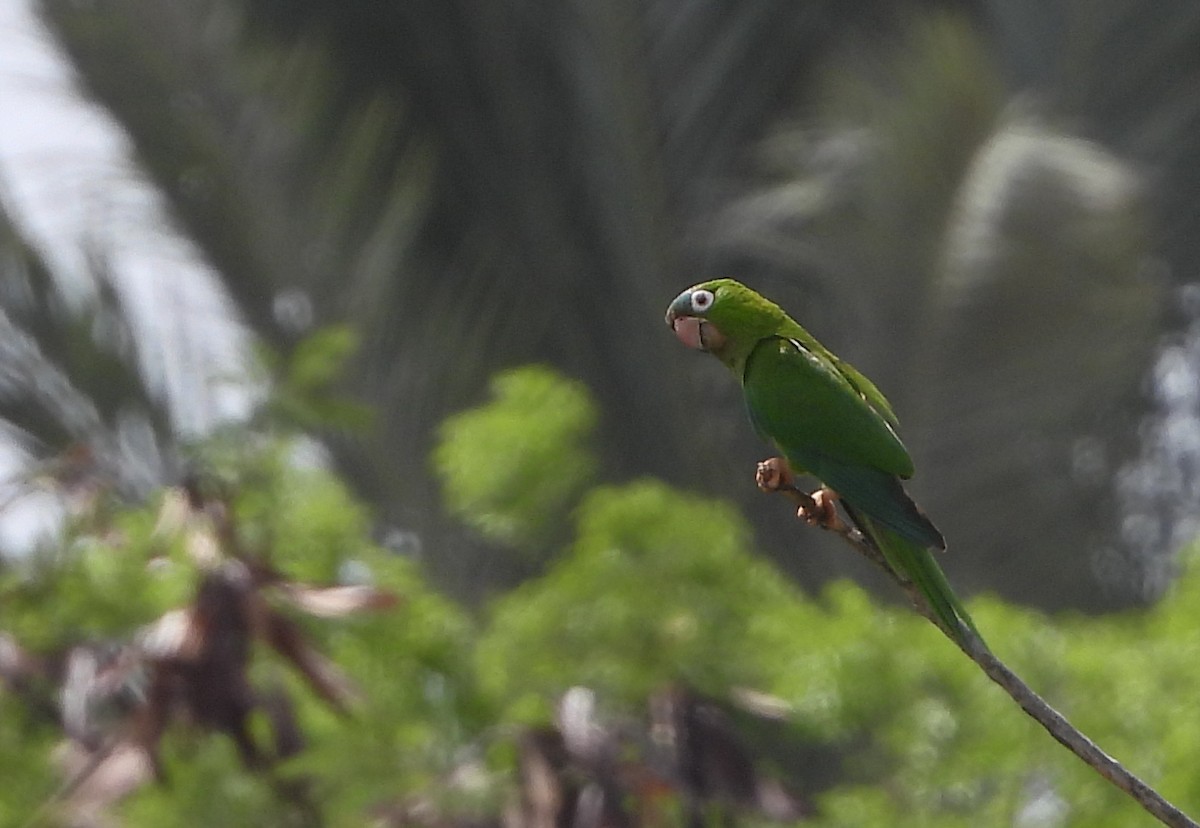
665,278 -> 980,647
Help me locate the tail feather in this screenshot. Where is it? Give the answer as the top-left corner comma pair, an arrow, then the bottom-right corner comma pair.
845,504 -> 982,649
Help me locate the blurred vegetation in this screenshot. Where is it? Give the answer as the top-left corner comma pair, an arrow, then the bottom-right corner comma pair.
11,0 -> 1199,612
4,362 -> 1200,825
434,366 -> 597,557
4,0 -> 1200,824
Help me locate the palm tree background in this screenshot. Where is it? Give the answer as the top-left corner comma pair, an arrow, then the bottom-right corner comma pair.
5,0 -> 1200,611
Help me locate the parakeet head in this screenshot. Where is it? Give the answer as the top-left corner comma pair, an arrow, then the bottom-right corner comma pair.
665,278 -> 787,369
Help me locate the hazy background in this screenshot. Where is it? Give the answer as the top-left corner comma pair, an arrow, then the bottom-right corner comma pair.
4,0 -> 1200,611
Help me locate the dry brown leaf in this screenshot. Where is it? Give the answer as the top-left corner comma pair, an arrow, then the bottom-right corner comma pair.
272,583 -> 400,617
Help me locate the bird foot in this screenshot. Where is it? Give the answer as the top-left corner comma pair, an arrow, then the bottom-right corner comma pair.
756,460 -> 847,534
755,457 -> 794,493
798,487 -> 845,533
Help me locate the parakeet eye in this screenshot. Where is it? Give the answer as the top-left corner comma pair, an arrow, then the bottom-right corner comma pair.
690,289 -> 715,313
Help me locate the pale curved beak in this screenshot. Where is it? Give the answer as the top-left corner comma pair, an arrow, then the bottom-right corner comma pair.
671,315 -> 706,350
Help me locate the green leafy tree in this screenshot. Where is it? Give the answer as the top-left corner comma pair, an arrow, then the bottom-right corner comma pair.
477,479 -> 807,717
8,362 -> 1200,825
434,366 -> 597,554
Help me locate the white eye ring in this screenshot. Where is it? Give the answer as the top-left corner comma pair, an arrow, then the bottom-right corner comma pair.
690,289 -> 714,313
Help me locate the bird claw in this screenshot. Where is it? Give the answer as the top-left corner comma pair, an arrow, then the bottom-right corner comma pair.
755,457 -> 794,493
755,461 -> 848,536
797,488 -> 845,533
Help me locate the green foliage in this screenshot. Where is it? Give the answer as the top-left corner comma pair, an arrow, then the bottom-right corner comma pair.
120,736 -> 291,827
1,505 -> 193,651
477,479 -> 807,718
8,363 -> 1200,827
171,441 -> 484,821
751,572 -> 1200,828
0,429 -> 481,826
434,365 -> 598,552
0,693 -> 60,824
445,367 -> 1200,827
259,324 -> 375,432
267,474 -> 483,814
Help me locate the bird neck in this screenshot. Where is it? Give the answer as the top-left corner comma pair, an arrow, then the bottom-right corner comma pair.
714,337 -> 761,378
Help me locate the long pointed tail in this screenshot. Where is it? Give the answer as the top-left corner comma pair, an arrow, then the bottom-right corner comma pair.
845,505 -> 983,649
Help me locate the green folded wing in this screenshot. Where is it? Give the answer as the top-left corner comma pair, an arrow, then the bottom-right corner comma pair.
742,336 -> 944,549
742,336 -> 913,477
777,319 -> 900,429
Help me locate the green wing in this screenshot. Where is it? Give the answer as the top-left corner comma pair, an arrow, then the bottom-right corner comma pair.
742,336 -> 943,549
742,335 -> 911,475
777,319 -> 900,428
